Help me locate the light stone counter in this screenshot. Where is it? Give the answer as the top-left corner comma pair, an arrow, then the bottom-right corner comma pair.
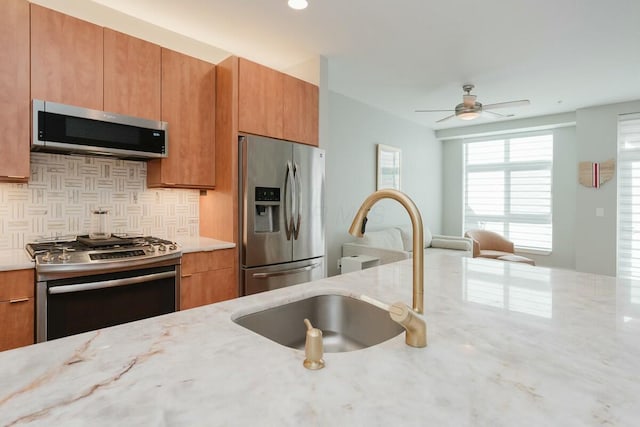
174,236 -> 235,253
1,254 -> 639,426
0,249 -> 34,272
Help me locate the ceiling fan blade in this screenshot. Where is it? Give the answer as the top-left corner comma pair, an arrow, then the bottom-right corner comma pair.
415,109 -> 455,113
482,110 -> 512,118
436,114 -> 456,123
482,99 -> 530,110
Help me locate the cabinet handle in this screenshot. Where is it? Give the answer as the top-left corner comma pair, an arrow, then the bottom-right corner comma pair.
181,274 -> 193,278
9,297 -> 29,304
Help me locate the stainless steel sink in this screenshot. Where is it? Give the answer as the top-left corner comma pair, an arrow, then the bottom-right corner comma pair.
233,294 -> 404,352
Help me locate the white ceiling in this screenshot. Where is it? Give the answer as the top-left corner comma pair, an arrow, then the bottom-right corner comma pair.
90,0 -> 640,130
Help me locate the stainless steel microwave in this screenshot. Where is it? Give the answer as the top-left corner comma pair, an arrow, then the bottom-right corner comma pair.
32,99 -> 168,160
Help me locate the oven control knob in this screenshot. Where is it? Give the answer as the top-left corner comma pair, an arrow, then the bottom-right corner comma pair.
158,244 -> 167,252
58,248 -> 71,262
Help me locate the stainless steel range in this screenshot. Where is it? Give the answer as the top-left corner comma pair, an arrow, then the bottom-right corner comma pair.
26,235 -> 182,342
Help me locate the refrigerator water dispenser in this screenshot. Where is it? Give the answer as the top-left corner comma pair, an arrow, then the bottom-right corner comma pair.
254,187 -> 280,233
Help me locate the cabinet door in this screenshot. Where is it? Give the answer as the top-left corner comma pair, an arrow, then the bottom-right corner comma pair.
180,249 -> 236,309
0,299 -> 34,351
182,249 -> 234,275
238,58 -> 284,139
104,28 -> 161,120
283,76 -> 319,146
31,4 -> 103,110
180,268 -> 236,310
0,0 -> 30,182
0,269 -> 35,351
147,48 -> 215,189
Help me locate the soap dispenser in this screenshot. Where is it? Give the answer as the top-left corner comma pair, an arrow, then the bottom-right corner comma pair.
303,318 -> 325,370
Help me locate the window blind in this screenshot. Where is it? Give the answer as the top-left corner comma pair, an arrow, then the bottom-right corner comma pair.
463,132 -> 553,251
617,113 -> 640,279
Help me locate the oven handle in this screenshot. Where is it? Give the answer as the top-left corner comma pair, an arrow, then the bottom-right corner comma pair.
48,271 -> 176,295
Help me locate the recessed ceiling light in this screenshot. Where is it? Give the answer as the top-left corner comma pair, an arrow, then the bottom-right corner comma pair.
288,0 -> 308,10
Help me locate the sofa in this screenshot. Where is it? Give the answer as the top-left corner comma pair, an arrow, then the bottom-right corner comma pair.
342,225 -> 473,266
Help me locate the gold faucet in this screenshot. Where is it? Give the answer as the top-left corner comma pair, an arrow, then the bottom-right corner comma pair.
349,189 -> 427,347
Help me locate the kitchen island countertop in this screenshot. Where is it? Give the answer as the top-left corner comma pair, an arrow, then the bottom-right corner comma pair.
1,253 -> 638,426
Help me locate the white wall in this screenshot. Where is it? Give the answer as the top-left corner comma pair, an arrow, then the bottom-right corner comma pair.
441,123 -> 576,269
549,126 -> 578,269
575,100 -> 640,275
441,100 -> 640,275
325,92 -> 441,276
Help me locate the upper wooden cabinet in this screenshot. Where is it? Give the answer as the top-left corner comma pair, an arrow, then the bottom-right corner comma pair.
283,76 -> 319,146
103,29 -> 161,121
238,58 -> 284,139
237,58 -> 319,146
0,0 -> 30,182
31,7 -> 161,120
147,48 -> 216,189
31,4 -> 104,110
30,6 -> 214,190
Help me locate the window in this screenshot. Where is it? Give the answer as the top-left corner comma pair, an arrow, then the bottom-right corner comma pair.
463,132 -> 553,252
617,113 -> 640,279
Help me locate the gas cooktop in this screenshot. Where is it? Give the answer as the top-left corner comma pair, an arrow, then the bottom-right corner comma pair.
26,235 -> 181,269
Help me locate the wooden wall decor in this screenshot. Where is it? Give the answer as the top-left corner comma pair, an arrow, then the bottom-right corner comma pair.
579,159 -> 614,188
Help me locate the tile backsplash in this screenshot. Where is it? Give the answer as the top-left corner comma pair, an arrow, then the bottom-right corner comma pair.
0,153 -> 199,249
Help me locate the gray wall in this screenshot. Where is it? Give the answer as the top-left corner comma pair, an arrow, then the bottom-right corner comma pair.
325,91 -> 441,276
441,124 -> 576,269
575,100 -> 640,275
441,100 -> 640,275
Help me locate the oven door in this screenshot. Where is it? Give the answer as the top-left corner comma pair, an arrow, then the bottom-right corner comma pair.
36,265 -> 179,342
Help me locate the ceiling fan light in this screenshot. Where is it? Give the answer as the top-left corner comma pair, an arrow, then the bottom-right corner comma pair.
458,111 -> 480,120
288,0 -> 308,10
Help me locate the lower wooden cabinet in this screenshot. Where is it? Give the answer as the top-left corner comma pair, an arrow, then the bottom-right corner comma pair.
180,249 -> 236,310
0,269 -> 34,351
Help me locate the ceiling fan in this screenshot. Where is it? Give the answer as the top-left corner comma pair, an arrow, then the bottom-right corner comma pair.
415,84 -> 530,123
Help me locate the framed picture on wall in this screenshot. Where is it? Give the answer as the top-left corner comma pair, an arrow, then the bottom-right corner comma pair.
376,144 -> 401,190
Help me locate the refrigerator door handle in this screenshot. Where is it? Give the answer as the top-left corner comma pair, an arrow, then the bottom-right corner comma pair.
251,262 -> 321,279
284,161 -> 295,240
293,162 -> 302,239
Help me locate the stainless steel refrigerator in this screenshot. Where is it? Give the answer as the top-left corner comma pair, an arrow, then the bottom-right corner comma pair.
239,134 -> 325,296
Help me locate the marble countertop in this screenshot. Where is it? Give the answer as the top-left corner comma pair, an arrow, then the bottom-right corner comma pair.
0,249 -> 34,272
1,254 -> 639,426
174,236 -> 235,253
